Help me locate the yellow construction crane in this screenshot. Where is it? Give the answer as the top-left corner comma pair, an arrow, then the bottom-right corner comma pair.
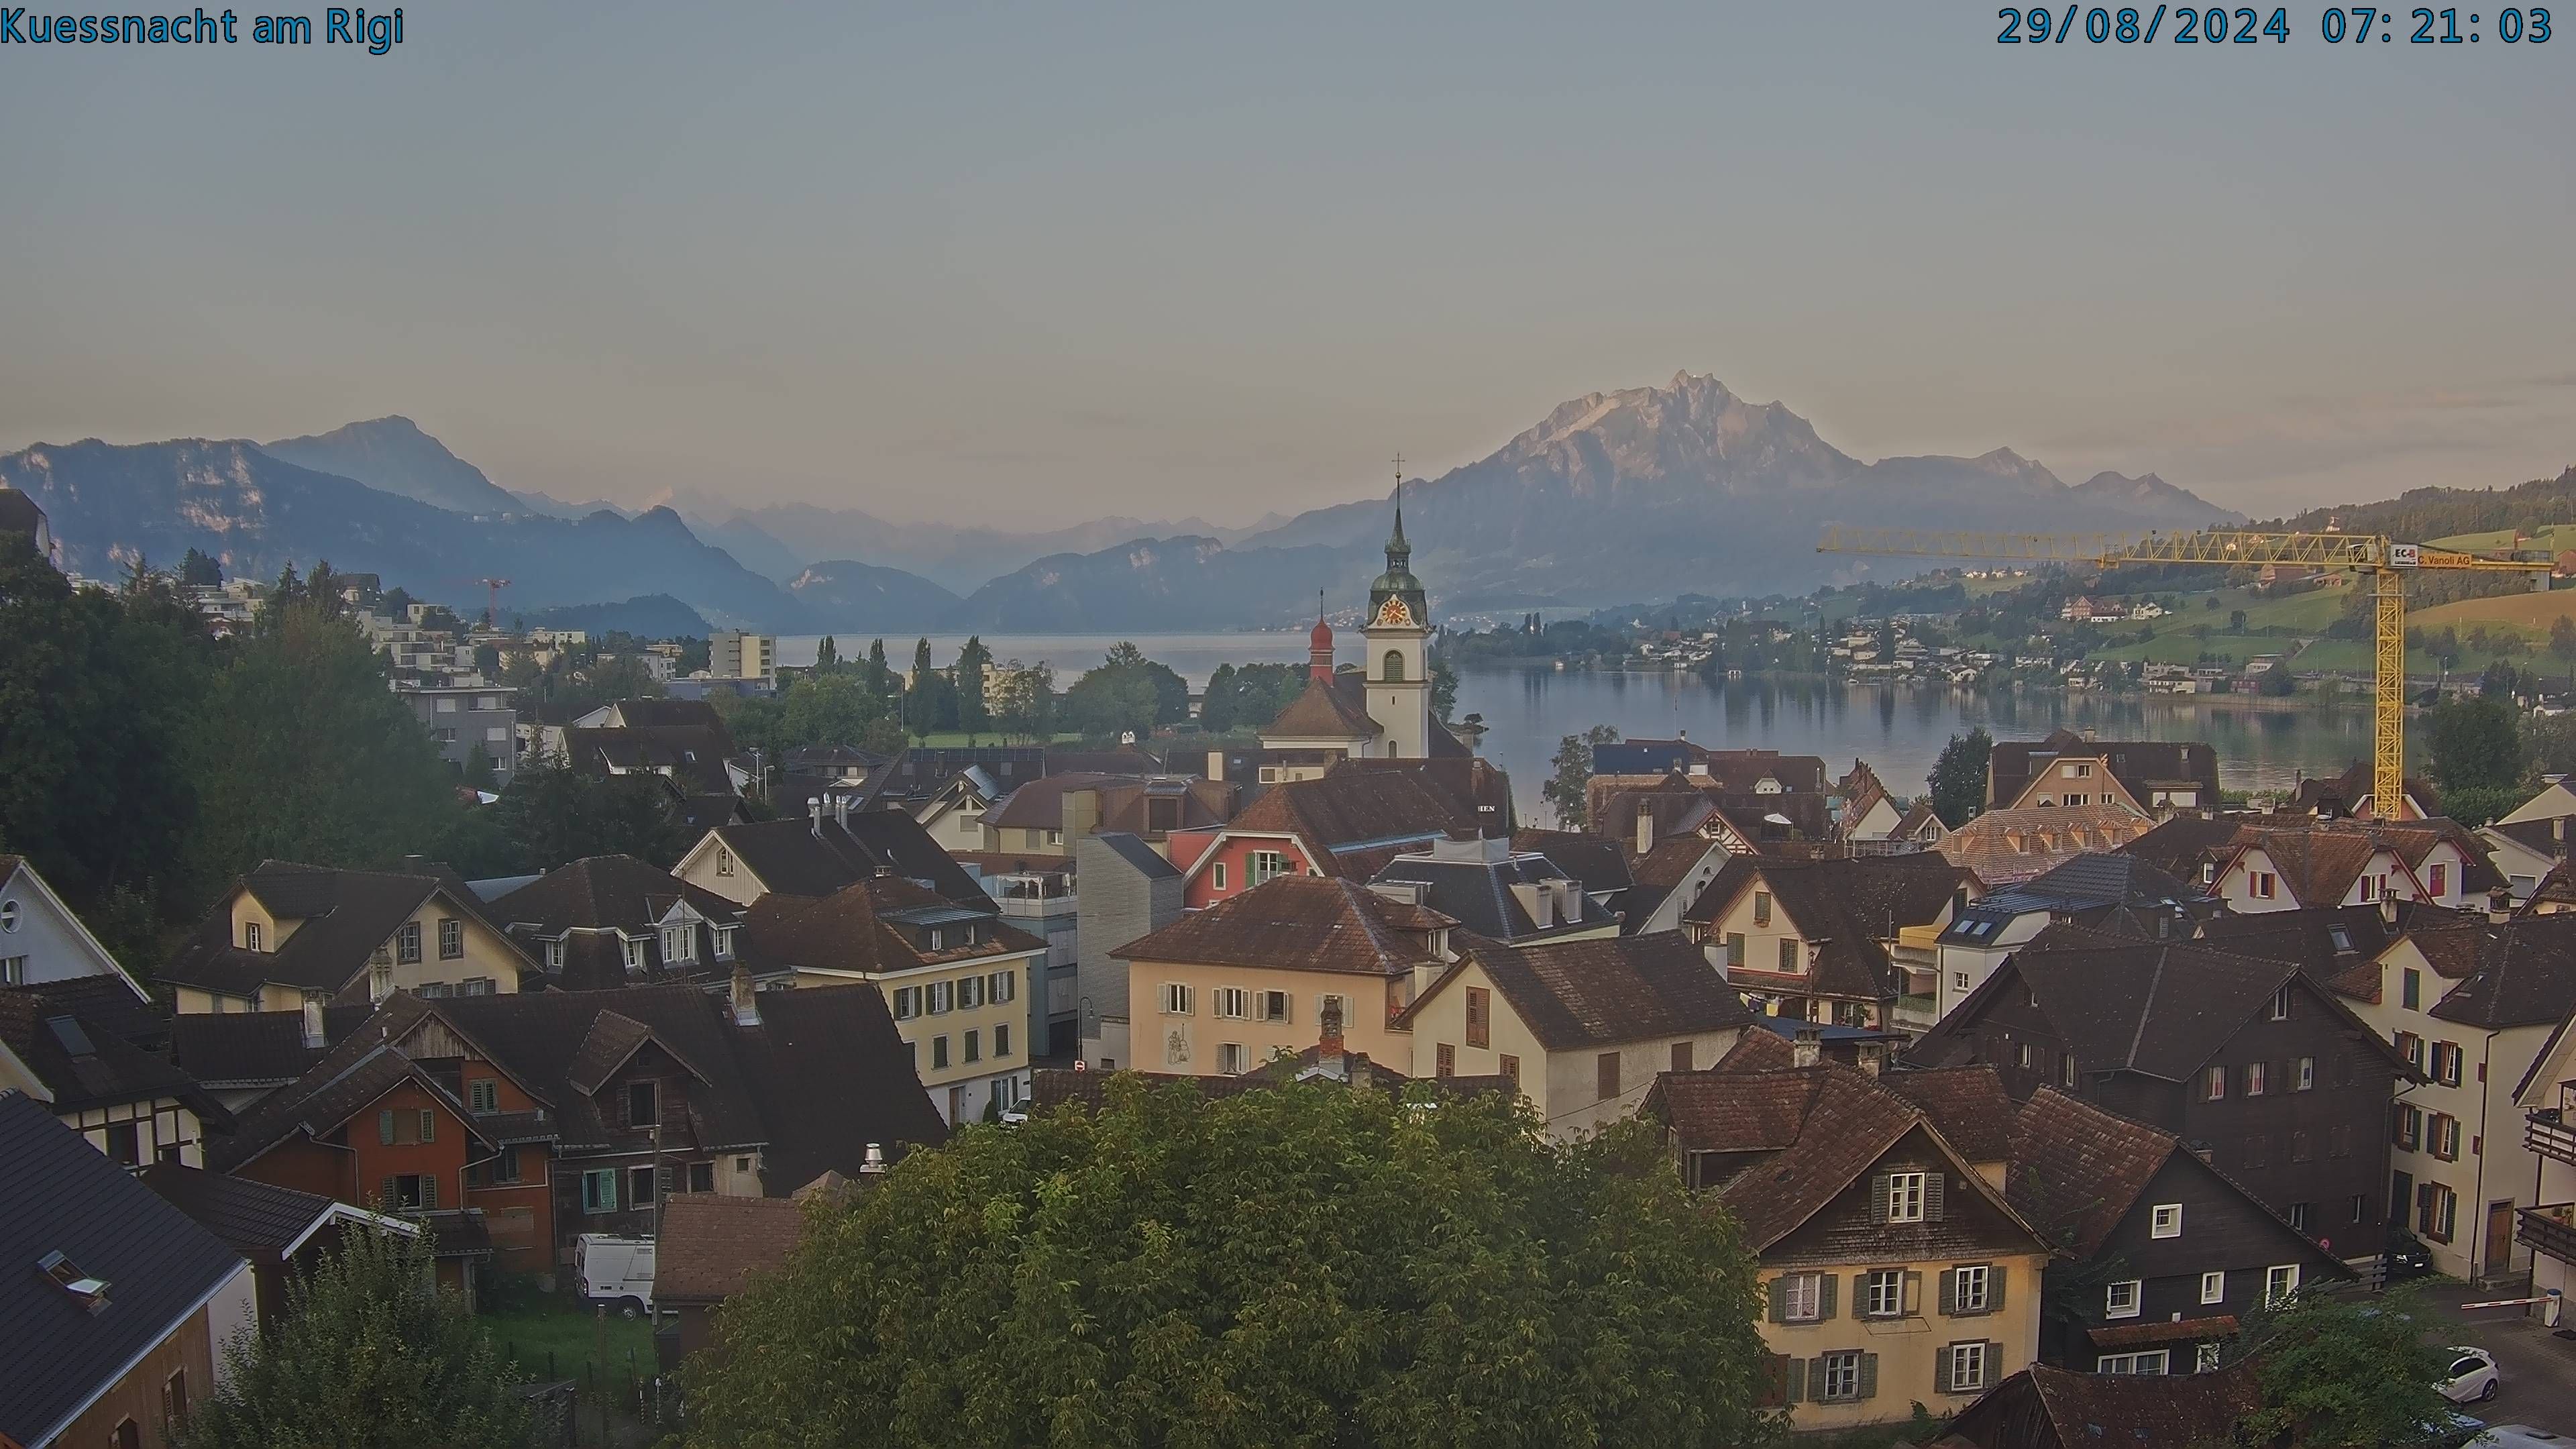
1815,526 -> 2553,818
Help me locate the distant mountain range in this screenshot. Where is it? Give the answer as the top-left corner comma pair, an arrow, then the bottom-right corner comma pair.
0,376 -> 2241,634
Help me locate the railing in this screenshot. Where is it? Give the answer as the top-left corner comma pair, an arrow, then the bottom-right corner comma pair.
2516,1203 -> 2576,1265
995,892 -> 1077,918
2527,1110 -> 2576,1168
1893,994 -> 1940,1032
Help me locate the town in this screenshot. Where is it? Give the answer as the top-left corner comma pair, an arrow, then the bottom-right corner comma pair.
5,482 -> 2575,1449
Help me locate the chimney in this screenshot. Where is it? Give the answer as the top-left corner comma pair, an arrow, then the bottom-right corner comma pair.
1856,1041 -> 1884,1078
730,962 -> 760,1026
1635,806 -> 1656,858
2488,887 -> 2513,925
2379,894 -> 2398,926
861,1142 -> 886,1175
833,792 -> 854,828
2557,814 -> 2568,863
1791,1026 -> 1822,1069
808,796 -> 826,837
301,995 -> 326,1050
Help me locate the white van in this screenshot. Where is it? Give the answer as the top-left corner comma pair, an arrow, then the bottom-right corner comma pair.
574,1233 -> 655,1317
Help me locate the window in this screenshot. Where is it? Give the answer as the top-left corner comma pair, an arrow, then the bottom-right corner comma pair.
469,1079 -> 498,1113
2430,863 -> 2449,896
713,926 -> 735,959
545,939 -> 566,971
1778,938 -> 1799,973
1436,1042 -> 1456,1078
1753,891 -> 1773,925
2063,794 -> 2088,808
2359,873 -> 2379,903
2243,1134 -> 2269,1169
959,975 -> 984,1010
2243,1062 -> 2267,1097
2251,871 -> 2276,900
0,955 -> 21,985
243,920 -> 263,951
114,1421 -> 139,1449
2431,1041 -> 2463,1087
2395,1104 -> 2422,1151
1465,987 -> 1490,1048
1816,1350 -> 1866,1403
1949,1264 -> 1992,1314
1383,649 -> 1405,682
621,936 -> 644,973
396,922 -> 422,964
928,979 -> 955,1015
2098,1350 -> 2169,1375
1884,1171 -> 1928,1224
2288,1201 -> 2310,1230
2431,1114 -> 2462,1162
1258,989 -> 1291,1024
2396,1030 -> 2424,1072
439,918 -> 464,960
2105,1279 -> 2142,1319
2061,1055 -> 2078,1087
1596,1052 -> 1621,1102
1161,983 -> 1193,1016
628,1081 -> 658,1127
2402,969 -> 2422,1010
964,1029 -> 981,1063
663,926 -> 696,964
2150,1203 -> 2183,1239
2200,1271 -> 2225,1305
1864,1269 -> 1905,1318
162,1368 -> 189,1426
435,696 -> 460,712
994,1023 -> 1010,1058
1672,1040 -> 1694,1073
931,1036 -> 950,1069
1212,863 -> 1227,890
380,1173 -> 436,1211
2019,1042 -> 2034,1069
1250,851 -> 1290,887
104,1121 -> 140,1165
716,846 -> 735,877
1778,1271 -> 1825,1323
2296,1056 -> 2316,1091
892,986 -> 920,1020
2290,1130 -> 2312,1163
1218,1042 -> 1248,1075
989,969 -> 1018,1004
1214,987 -> 1250,1020
1953,970 -> 1970,991
2418,1182 -> 2459,1242
1943,1341 -> 1990,1393
1726,933 -> 1747,968
2201,1065 -> 2226,1101
629,1165 -> 655,1206
1498,1054 -> 1519,1085
2269,985 -> 2292,1020
491,1146 -> 521,1183
2264,1264 -> 2301,1306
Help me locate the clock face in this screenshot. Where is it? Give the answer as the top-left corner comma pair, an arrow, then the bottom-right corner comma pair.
1373,597 -> 1414,629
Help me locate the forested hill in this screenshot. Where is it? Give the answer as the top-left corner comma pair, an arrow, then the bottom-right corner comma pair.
2267,466 -> 2576,543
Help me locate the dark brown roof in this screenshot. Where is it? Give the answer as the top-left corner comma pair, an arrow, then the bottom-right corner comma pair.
1401,932 -> 1756,1051
1944,1362 -> 2261,1449
2425,910 -> 2576,1029
702,812 -> 987,904
1690,853 -> 1971,1001
138,1163 -> 349,1263
564,724 -> 735,796
1263,674 -> 1382,740
1116,875 -> 1449,977
1326,756 -> 1517,835
492,855 -> 742,933
162,860 -> 535,1000
1882,1065 -> 2014,1165
654,1192 -> 807,1304
2006,1087 -> 2177,1258
1221,770 -> 1479,877
2216,816 -> 2504,907
1986,730 -> 2220,810
743,877 -> 1043,979
2116,813 -> 2245,882
211,1038 -> 494,1173
2190,902 -> 2432,998
4,973 -> 168,1051
0,988 -> 206,1114
167,1006 -> 369,1086
2086,1314 -> 2239,1348
2531,861 -> 2576,911
983,773 -> 1236,836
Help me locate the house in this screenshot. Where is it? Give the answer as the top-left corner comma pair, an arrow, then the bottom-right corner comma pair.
209,979 -> 943,1272
1643,1055 -> 2055,1432
912,765 -> 1005,853
1507,828 -> 1731,936
1166,768 -> 1479,910
2480,814 -> 2572,901
2289,759 -> 2445,822
1591,741 -> 1829,796
1395,932 -> 1756,1137
1368,833 -> 1621,944
166,1003 -> 370,1114
972,773 -> 1236,858
2204,818 -> 2495,913
742,878 -> 1049,1123
1589,770 -> 1839,855
1833,759 -> 1906,843
0,987 -> 223,1168
1073,833 -> 1183,1071
139,1163 -> 417,1327
2351,904 -> 2576,1281
0,1090 -> 257,1449
1892,801 -> 1951,847
160,859 -> 537,1014
2500,775 -> 2576,826
2514,998 -> 2576,1311
0,855 -> 156,997
1248,522 -> 1468,769
488,855 -> 779,993
1910,924 -> 2408,1261
397,684 -> 518,786
1939,1362 -> 2260,1449
2007,1087 -> 2350,1373
1933,802 -> 2159,885
1685,853 -> 1977,1030
674,802 -> 989,910
1985,730 -> 2220,815
1932,853 -> 2208,1023
1115,875 -> 1458,1077
655,1190 -> 812,1362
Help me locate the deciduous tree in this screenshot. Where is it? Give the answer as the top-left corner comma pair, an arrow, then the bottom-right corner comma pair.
1542,723 -> 1621,830
1926,727 -> 1993,827
2227,1287 -> 2450,1449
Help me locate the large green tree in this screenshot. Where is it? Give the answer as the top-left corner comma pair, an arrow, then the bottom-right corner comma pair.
682,1077 -> 1774,1449
480,755 -> 693,872
181,1224 -> 534,1449
1061,644 -> 1189,741
1541,724 -> 1621,831
2227,1287 -> 2451,1449
2424,694 -> 2521,827
953,635 -> 994,735
1199,661 -> 1308,733
1925,727 -> 1994,827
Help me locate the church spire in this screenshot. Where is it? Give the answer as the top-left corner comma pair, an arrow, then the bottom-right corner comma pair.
1386,453 -> 1410,567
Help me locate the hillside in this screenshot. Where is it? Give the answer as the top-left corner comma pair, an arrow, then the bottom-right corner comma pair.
260,416 -> 531,518
950,536 -> 1354,632
784,559 -> 963,631
517,594 -> 713,639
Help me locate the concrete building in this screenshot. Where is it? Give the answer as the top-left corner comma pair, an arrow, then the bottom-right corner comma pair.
397,684 -> 517,785
1075,832 -> 1181,1071
710,631 -> 777,682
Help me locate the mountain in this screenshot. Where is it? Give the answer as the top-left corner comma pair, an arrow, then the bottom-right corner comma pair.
518,594 -> 712,639
784,559 -> 963,631
687,497 -> 1277,591
511,488 -> 630,520
0,437 -> 817,631
950,536 -> 1355,632
1235,372 -> 2241,601
695,514 -> 806,584
259,417 -> 531,518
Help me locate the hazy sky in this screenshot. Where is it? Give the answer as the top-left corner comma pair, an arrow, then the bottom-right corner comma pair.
3,3 -> 2569,526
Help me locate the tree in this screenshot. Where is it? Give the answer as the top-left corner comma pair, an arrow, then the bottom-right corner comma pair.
987,661 -> 1056,742
2229,609 -> 2249,633
1926,727 -> 1993,827
2424,694 -> 2521,798
485,755 -> 693,871
2551,614 -> 2576,661
1542,724 -> 1621,830
680,1077 -> 1772,1449
953,635 -> 993,735
814,635 -> 839,670
867,639 -> 896,708
1430,657 -> 1459,724
181,1224 -> 534,1449
1061,645 -> 1189,741
2227,1287 -> 2451,1449
178,547 -> 223,586
903,637 -> 957,737
781,671 -> 888,751
1200,662 -> 1308,734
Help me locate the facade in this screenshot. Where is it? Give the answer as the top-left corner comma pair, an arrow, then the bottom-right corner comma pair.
0,854 -> 153,994
710,630 -> 777,682
1647,1057 -> 2054,1432
1986,731 -> 2220,814
1168,768 -> 1477,911
0,988 -> 219,1169
2205,819 -> 2491,914
1073,833 -> 1182,1071
488,854 -> 775,993
160,860 -> 535,1014
2513,1002 -> 2576,1309
1686,853 -> 1976,1030
1933,802 -> 2158,886
1932,854 -> 2207,1023
397,683 -> 518,785
1397,932 -> 1755,1138
0,1091 -> 256,1449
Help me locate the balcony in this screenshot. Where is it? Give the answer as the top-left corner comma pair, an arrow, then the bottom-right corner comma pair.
995,892 -> 1077,920
2528,1110 -> 2576,1169
1893,994 -> 1940,1034
2517,1203 -> 2576,1266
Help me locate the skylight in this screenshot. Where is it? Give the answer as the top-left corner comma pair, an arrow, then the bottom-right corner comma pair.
38,1250 -> 110,1313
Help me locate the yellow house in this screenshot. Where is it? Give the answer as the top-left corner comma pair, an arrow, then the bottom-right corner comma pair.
744,877 -> 1049,1124
1685,853 -> 1976,1029
160,860 -> 535,1014
1114,875 -> 1457,1077
1396,932 -> 1754,1138
1647,1046 -> 2051,1432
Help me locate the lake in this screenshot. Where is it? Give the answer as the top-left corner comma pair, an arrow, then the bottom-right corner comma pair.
777,633 -> 2384,820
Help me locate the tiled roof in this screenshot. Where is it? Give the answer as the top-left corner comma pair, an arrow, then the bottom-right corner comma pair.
564,724 -> 736,796
1115,875 -> 1449,977
211,1040 -> 494,1173
492,855 -> 743,933
1368,849 -> 1615,941
162,860 -> 535,1000
2531,861 -> 2576,911
2191,902 -> 2431,998
1222,770 -> 1478,875
743,877 -> 1043,979
2424,911 -> 2576,1029
1403,932 -> 1755,1052
1692,853 -> 1970,1001
138,1163 -> 346,1262
167,1006 -> 368,1085
1934,802 -> 2158,885
2116,813 -> 2245,883
1947,1362 -> 2261,1449
1987,730 -> 2220,810
2005,1087 -> 2175,1257
1263,675 -> 1383,740
0,988 -> 206,1114
1882,1065 -> 2014,1165
655,1193 -> 808,1303
2218,816 -> 2504,906
704,812 -> 987,904
0,1091 -> 248,1449
1326,756 -> 1516,834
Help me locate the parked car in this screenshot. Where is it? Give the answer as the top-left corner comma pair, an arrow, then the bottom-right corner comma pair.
2470,1430 -> 2570,1449
575,1232 -> 656,1318
2426,1413 -> 2489,1449
2385,1229 -> 2436,1283
2439,1346 -> 2500,1405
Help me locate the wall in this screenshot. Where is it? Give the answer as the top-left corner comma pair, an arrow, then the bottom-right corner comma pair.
1182,833 -> 1317,910
0,862 -> 129,985
62,1098 -> 207,1169
845,950 -> 1045,1124
1124,957 -> 1409,1076
1075,835 -> 1183,1069
53,1290 -> 222,1449
1934,915 -> 2049,1021
673,836 -> 761,908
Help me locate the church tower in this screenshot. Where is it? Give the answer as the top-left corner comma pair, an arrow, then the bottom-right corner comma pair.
1363,474 -> 1432,759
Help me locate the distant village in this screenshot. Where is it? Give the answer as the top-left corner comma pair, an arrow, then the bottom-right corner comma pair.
7,485 -> 2576,1448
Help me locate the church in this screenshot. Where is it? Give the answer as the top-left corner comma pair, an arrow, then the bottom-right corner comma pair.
1253,496 -> 1472,781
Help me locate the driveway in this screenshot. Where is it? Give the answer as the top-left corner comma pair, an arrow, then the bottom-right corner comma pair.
2424,1289 -> 2576,1436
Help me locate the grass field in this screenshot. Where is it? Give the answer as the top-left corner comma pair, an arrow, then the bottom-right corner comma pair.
484,1294 -> 656,1385
2410,590 -> 2576,637
2430,523 -> 2576,554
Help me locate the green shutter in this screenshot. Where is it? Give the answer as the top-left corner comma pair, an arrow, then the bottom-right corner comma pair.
379,1175 -> 396,1210
1988,1340 -> 2006,1384
1768,1277 -> 1789,1324
1817,1272 -> 1837,1320
1934,1343 -> 1953,1395
1990,1265 -> 2008,1313
1858,1352 -> 1880,1400
1938,1269 -> 1957,1316
1808,1357 -> 1829,1401
1868,1173 -> 1890,1224
1925,1171 -> 1947,1221
1853,1272 -> 1871,1318
1784,1356 -> 1805,1404
421,1175 -> 437,1210
419,1109 -> 435,1143
378,1110 -> 395,1144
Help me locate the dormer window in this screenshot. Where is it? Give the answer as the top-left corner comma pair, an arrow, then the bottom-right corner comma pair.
243,922 -> 263,952
713,926 -> 735,960
622,936 -> 645,973
716,847 -> 735,877
545,940 -> 566,970
664,926 -> 696,964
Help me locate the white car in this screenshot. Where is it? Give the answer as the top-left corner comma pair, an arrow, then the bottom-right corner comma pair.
2440,1346 -> 2501,1405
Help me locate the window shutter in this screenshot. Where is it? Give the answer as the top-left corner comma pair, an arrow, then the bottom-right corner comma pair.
1987,1340 -> 2006,1383
1807,1358 -> 1828,1401
1904,1270 -> 1923,1317
1925,1172 -> 1947,1222
1785,1356 -> 1806,1403
1869,1172 -> 1891,1224
420,1109 -> 435,1143
1934,1345 -> 1953,1395
1990,1265 -> 2008,1312
1817,1272 -> 1837,1320
1768,1277 -> 1790,1324
379,1175 -> 396,1210
422,1176 -> 437,1210
659,1165 -> 676,1193
1858,1352 -> 1880,1400
378,1110 -> 395,1145
1852,1272 -> 1870,1316
1938,1269 -> 1957,1317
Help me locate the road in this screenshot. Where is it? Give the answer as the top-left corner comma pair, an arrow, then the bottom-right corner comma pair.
2426,1289 -> 2576,1436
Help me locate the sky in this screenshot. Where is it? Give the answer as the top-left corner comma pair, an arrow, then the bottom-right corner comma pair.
1,2 -> 2569,527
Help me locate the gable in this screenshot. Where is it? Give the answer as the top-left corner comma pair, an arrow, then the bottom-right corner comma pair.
1762,1122 -> 2047,1268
